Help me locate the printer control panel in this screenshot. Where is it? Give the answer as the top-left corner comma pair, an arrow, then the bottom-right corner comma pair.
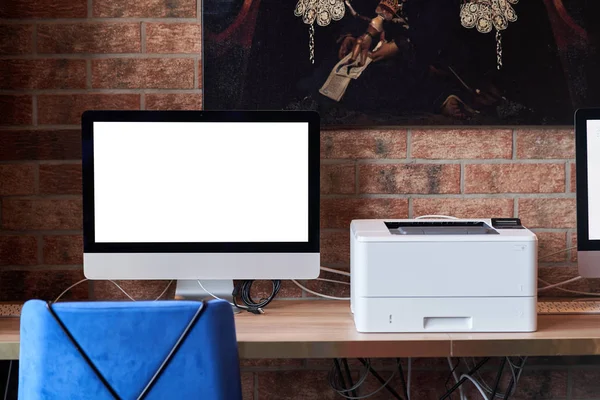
385,221 -> 499,235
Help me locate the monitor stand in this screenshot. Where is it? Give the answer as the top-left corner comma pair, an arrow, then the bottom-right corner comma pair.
174,280 -> 234,304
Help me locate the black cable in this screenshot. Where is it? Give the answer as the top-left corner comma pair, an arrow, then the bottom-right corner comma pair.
342,359 -> 358,399
490,357 -> 507,399
397,359 -> 410,400
232,280 -> 281,314
444,358 -> 461,399
440,357 -> 490,400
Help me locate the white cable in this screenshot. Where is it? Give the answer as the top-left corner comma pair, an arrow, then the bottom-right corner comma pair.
538,276 -> 582,291
538,246 -> 577,261
460,374 -> 490,400
320,266 -> 351,277
54,278 -> 89,303
415,215 -> 458,220
153,280 -> 174,300
108,281 -> 138,301
55,279 -> 172,303
538,279 -> 600,297
197,280 -> 235,306
447,357 -> 466,400
407,357 -> 411,400
317,278 -> 350,285
292,280 -> 351,300
335,368 -> 397,400
3,360 -> 12,400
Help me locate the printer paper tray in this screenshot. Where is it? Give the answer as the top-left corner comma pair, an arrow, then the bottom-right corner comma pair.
353,296 -> 537,333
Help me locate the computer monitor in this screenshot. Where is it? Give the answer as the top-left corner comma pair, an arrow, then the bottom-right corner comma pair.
82,111 -> 320,297
576,109 -> 600,277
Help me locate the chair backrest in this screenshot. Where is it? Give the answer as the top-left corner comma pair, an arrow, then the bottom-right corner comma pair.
19,299 -> 242,400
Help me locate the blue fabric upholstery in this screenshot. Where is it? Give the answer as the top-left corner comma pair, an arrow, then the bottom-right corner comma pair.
19,299 -> 242,400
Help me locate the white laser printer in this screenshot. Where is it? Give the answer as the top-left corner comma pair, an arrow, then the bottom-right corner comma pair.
350,218 -> 537,333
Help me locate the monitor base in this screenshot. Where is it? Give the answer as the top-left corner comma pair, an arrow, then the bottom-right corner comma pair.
174,279 -> 234,303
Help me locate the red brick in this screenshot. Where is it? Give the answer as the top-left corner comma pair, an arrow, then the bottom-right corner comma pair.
2,198 -> 82,230
0,95 -> 32,125
0,24 -> 32,55
258,371 -> 339,400
93,0 -> 196,18
145,93 -> 202,110
359,164 -> 460,194
572,369 -> 600,398
92,59 -> 194,89
301,271 -> 350,299
320,230 -> 350,265
516,128 -> 574,159
38,94 -> 140,125
413,198 -> 514,219
320,164 -> 355,195
510,370 -> 567,399
321,130 -> 407,159
39,163 -> 81,195
411,129 -> 513,159
0,269 -> 88,301
536,232 -> 568,262
146,23 -> 201,54
92,280 -> 176,301
0,0 -> 86,18
43,235 -> 82,265
410,371 -> 455,400
465,164 -> 565,194
571,163 -> 576,193
519,198 -> 576,229
321,198 -> 408,229
0,59 -> 86,90
0,164 -> 35,195
0,235 -> 37,266
241,372 -> 253,400
38,23 -> 141,54
0,130 -> 81,160
571,232 -> 578,262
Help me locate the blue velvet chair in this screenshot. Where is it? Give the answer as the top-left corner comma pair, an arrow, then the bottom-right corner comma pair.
18,299 -> 242,400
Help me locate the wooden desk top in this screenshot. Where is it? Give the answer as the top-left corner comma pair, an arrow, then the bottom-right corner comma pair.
235,301 -> 600,358
1,300 -> 600,359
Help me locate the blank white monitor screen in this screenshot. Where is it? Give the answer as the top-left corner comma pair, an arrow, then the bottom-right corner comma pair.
93,121 -> 309,243
588,120 -> 600,240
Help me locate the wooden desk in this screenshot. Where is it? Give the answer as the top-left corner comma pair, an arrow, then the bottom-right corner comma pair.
1,301 -> 600,360
235,300 -> 600,358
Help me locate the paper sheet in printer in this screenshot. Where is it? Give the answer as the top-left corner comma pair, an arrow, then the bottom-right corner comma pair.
385,221 -> 499,235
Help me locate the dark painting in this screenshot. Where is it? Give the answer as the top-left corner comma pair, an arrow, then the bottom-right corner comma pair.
203,0 -> 600,126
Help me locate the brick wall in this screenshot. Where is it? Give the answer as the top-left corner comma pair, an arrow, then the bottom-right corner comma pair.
1,0 -> 598,398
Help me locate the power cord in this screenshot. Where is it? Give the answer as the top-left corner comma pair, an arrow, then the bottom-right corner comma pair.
232,280 -> 281,314
446,357 -> 466,400
328,358 -> 403,399
53,279 -> 173,303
